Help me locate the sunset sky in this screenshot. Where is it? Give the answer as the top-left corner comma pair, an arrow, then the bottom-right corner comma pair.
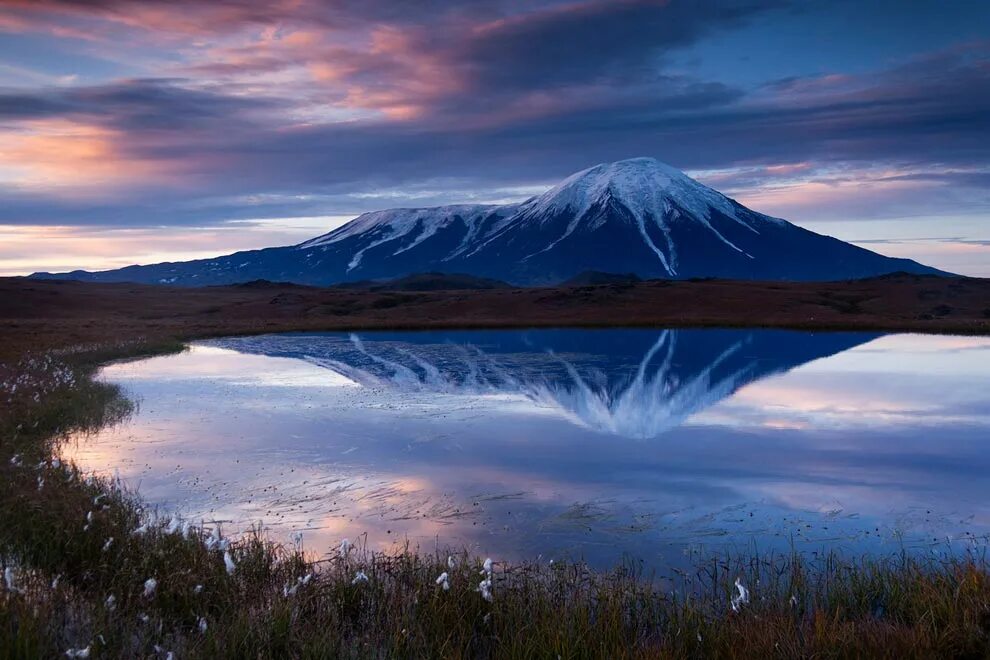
1,0 -> 988,276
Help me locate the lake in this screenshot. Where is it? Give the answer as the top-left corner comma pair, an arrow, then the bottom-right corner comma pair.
62,329 -> 990,569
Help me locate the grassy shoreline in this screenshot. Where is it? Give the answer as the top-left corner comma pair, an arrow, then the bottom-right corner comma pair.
3,275 -> 989,364
2,340 -> 990,657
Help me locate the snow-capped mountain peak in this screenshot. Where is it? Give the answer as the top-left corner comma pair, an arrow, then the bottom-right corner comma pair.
32,156 -> 948,286
472,157 -> 765,275
530,157 -> 749,227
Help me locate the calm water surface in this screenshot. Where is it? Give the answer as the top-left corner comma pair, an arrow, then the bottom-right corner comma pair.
63,329 -> 990,568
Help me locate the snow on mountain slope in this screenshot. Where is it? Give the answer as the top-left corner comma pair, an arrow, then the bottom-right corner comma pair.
461,157 -> 777,275
299,204 -> 520,271
30,157 -> 949,286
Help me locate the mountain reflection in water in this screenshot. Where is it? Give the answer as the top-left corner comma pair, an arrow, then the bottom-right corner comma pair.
62,330 -> 990,569
211,329 -> 876,439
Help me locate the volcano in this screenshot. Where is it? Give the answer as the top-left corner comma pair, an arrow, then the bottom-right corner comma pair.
32,157 -> 947,286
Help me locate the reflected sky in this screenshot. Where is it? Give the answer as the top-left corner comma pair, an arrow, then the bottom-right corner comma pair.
62,329 -> 990,569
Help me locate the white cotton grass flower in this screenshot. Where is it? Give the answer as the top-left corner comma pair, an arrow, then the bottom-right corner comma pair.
4,567 -> 18,593
9,454 -> 20,466
730,577 -> 750,613
204,526 -> 219,549
283,572 -> 314,597
291,531 -> 304,547
37,476 -> 44,491
477,577 -> 493,602
132,523 -> 148,536
51,574 -> 61,590
351,570 -> 369,585
339,538 -> 352,555
205,526 -> 229,551
64,646 -> 91,658
193,584 -> 204,595
164,515 -> 181,535
102,537 -> 114,552
481,558 -> 493,576
138,613 -> 150,623
51,458 -> 61,469
198,616 -> 208,634
223,550 -> 236,575
435,572 -> 450,591
143,577 -> 157,598
447,555 -> 456,570
105,594 -> 116,611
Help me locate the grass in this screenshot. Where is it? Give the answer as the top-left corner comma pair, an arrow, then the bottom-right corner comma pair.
1,339 -> 989,658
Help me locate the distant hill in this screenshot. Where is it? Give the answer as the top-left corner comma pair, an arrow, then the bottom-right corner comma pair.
561,271 -> 643,286
331,272 -> 512,292
227,279 -> 312,289
31,157 -> 950,286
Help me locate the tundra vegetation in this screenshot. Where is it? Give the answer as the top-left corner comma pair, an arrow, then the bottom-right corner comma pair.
1,277 -> 989,657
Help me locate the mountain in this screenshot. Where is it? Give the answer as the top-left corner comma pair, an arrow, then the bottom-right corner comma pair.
30,157 -> 947,286
208,328 -> 879,439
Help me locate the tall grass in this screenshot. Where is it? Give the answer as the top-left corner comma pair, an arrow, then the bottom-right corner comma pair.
1,340 -> 989,658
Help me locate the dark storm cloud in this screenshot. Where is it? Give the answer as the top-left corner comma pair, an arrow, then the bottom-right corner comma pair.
450,0 -> 781,91
199,42 -> 990,186
2,41 -> 988,227
0,92 -> 71,118
0,0 -> 988,231
0,78 -> 278,130
0,0 -> 772,35
162,0 -> 779,120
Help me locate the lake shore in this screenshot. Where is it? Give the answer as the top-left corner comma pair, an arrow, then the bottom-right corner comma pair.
1,273 -> 989,364
2,276 -> 990,656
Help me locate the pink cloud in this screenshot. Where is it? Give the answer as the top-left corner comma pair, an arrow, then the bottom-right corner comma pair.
0,118 -> 185,195
0,220 -> 331,275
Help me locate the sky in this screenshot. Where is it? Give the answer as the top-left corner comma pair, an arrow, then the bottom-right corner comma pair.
0,0 -> 988,276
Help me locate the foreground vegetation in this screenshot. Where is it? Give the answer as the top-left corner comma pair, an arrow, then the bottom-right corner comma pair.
2,340 -> 990,658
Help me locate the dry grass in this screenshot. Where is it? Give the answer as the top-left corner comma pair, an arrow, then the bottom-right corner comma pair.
2,273 -> 989,368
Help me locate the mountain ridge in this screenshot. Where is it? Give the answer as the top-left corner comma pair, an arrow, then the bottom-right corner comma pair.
30,157 -> 949,286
